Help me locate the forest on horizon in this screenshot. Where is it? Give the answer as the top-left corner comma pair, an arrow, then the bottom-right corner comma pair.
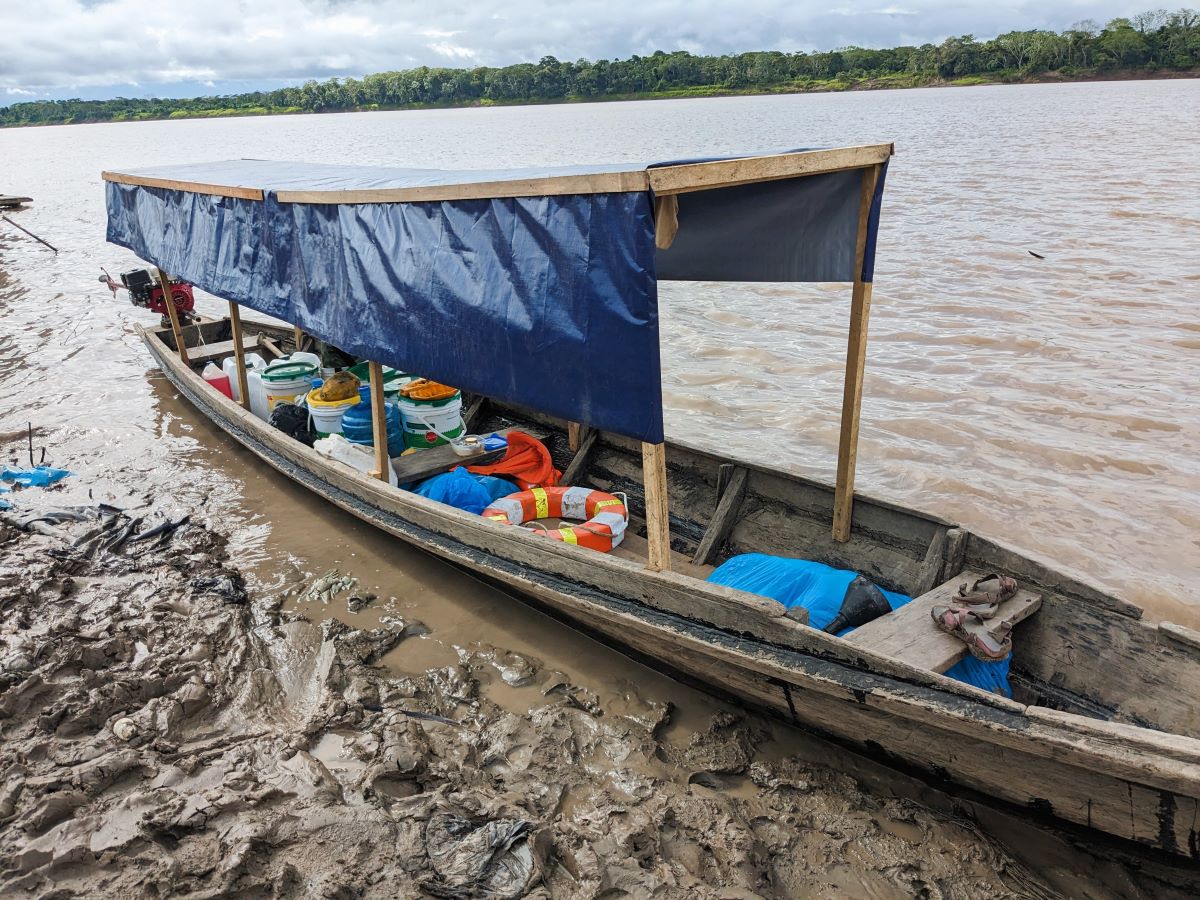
2,9 -> 1197,127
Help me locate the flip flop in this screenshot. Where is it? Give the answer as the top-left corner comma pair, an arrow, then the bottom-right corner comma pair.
955,574 -> 1018,618
931,605 -> 1013,662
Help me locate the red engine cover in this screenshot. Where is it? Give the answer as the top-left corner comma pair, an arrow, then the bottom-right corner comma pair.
148,281 -> 196,315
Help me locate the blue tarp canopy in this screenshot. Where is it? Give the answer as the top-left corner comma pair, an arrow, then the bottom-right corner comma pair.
104,146 -> 891,443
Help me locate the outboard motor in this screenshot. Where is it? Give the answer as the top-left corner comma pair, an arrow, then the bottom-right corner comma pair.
822,575 -> 891,634
100,267 -> 196,325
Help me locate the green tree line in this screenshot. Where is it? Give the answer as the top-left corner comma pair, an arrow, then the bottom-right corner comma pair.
2,9 -> 1197,126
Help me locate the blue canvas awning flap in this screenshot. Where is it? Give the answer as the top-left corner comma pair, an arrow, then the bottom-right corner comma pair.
104,146 -> 892,443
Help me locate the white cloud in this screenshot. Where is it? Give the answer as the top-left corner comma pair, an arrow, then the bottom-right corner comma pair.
0,0 -> 1151,99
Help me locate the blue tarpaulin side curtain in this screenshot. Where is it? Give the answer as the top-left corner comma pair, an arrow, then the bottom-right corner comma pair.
106,183 -> 665,443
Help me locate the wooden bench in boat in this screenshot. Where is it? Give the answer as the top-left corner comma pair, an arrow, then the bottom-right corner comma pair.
612,529 -> 716,580
389,427 -> 547,484
844,570 -> 1042,672
186,335 -> 262,365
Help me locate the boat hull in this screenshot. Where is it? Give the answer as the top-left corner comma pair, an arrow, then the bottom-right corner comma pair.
142,325 -> 1200,862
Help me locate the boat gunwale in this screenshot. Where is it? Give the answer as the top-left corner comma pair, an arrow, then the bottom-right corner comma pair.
145,323 -> 1185,741
141,322 -> 1200,856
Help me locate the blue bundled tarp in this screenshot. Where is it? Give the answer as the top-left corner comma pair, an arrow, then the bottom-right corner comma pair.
707,554 -> 1011,696
103,149 -> 890,444
410,467 -> 517,515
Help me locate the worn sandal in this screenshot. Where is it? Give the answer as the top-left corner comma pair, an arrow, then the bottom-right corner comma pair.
931,605 -> 1013,662
955,574 -> 1018,617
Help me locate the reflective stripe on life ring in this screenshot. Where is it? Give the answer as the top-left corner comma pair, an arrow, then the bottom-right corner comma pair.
481,486 -> 628,552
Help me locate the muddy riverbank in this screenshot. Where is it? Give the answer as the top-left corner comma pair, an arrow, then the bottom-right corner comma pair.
0,495 -> 1068,897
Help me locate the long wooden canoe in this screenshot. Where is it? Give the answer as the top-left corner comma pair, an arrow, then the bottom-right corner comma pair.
143,315 -> 1200,862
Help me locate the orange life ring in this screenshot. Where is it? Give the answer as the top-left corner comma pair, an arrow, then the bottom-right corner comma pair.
481,486 -> 628,552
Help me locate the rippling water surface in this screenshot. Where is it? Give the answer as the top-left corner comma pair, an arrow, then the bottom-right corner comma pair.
1,80 -> 1198,891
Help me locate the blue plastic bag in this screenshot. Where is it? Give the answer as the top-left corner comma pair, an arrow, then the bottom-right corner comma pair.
411,467 -> 517,514
1,466 -> 72,488
706,554 -> 909,631
707,553 -> 1011,696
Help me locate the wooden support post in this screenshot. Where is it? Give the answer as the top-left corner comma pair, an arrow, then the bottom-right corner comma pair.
567,422 -> 589,453
293,325 -> 305,352
641,441 -> 671,572
653,195 -> 679,249
832,164 -> 882,543
227,302 -> 251,411
155,267 -> 189,366
368,361 -> 389,482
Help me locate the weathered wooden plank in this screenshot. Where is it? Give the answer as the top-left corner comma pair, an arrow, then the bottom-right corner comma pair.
642,442 -> 672,573
832,163 -> 882,543
611,531 -> 715,582
388,427 -> 544,484
275,170 -> 649,205
943,527 -> 968,580
183,334 -> 260,367
368,362 -> 389,481
845,571 -> 1043,672
227,303 -> 251,411
560,428 -> 597,487
102,170 -> 264,201
692,466 -> 747,566
155,268 -> 189,367
912,527 -> 949,596
648,144 -> 894,196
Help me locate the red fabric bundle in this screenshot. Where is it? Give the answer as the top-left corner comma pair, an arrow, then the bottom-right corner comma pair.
467,431 -> 560,490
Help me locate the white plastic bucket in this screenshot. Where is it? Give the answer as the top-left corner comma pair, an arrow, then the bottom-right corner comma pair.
261,361 -> 318,413
397,393 -> 464,449
306,391 -> 358,437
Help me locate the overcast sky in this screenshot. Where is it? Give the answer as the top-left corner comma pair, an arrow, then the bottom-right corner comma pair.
1,0 -> 1147,103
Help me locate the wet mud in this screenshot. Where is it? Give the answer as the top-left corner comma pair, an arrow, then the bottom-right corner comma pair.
0,504 -> 1060,898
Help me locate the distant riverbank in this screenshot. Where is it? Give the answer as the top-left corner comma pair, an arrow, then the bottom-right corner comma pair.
3,66 -> 1198,129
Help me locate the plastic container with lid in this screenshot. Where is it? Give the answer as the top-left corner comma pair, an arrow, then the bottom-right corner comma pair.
223,352 -> 266,405
341,385 -> 405,456
260,360 -> 318,414
202,362 -> 233,400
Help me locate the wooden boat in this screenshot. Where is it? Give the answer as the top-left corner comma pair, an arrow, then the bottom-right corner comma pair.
106,150 -> 1200,861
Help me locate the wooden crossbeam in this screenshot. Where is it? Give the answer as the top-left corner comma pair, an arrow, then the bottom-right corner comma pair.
692,466 -> 748,566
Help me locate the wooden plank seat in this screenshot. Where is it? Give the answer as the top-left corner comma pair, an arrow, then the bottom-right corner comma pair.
186,334 -> 261,366
844,570 -> 1042,673
390,426 -> 546,485
612,529 -> 715,580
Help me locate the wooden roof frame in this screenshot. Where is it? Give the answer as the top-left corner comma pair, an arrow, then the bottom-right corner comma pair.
101,143 -> 893,205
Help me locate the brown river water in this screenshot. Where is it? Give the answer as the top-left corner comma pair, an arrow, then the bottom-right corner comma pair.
1,81 -> 1198,895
